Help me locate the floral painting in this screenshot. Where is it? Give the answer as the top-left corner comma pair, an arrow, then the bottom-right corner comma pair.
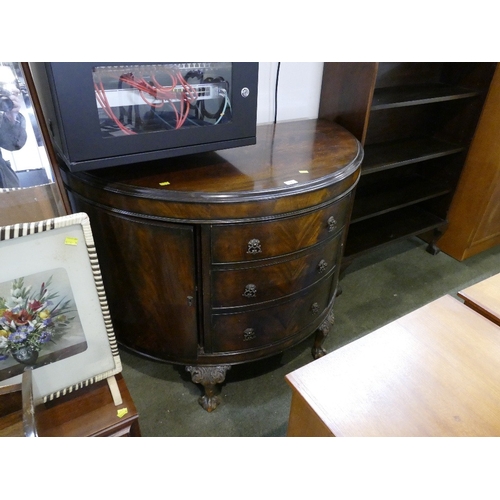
0,267 -> 87,380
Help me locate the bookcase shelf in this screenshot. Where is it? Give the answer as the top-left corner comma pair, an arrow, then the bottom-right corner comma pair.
371,84 -> 481,110
345,206 -> 446,258
352,174 -> 451,223
362,137 -> 464,174
319,62 -> 496,266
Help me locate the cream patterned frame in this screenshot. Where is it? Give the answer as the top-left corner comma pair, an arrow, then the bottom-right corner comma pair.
0,212 -> 121,403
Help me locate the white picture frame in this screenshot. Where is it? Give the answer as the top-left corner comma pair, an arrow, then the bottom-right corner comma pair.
0,212 -> 121,403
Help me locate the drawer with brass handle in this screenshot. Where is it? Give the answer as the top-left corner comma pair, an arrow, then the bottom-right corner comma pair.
210,193 -> 352,264
211,233 -> 341,308
209,274 -> 335,353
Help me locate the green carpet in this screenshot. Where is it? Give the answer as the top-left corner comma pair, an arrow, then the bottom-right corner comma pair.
120,237 -> 500,437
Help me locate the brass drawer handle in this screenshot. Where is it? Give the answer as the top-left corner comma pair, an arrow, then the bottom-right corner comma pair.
243,328 -> 256,341
327,215 -> 337,232
247,238 -> 262,254
242,284 -> 257,298
318,259 -> 328,273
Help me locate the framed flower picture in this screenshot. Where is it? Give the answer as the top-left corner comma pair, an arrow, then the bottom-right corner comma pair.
0,212 -> 122,403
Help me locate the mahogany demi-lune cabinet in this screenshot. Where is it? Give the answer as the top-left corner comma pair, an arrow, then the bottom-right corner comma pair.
59,119 -> 362,411
319,62 -> 496,267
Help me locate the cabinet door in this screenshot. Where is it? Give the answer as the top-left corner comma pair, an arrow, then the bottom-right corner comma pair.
69,201 -> 199,363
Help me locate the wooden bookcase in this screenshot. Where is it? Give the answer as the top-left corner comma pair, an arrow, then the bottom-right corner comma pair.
319,62 -> 496,266
437,64 -> 500,260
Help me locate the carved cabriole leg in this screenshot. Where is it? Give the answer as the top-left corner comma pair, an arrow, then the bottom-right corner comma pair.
312,309 -> 335,359
185,365 -> 231,412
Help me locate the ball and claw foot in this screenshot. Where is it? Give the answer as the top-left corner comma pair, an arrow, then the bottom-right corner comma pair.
185,365 -> 231,412
312,345 -> 327,359
199,393 -> 221,412
311,310 -> 335,360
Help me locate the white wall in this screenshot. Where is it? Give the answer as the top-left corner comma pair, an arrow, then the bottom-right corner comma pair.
257,62 -> 324,124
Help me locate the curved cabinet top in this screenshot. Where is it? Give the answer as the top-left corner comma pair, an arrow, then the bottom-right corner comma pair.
62,119 -> 362,222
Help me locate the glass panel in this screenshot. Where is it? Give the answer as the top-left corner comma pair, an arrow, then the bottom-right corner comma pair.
0,62 -> 66,226
0,62 -> 54,190
93,62 -> 233,137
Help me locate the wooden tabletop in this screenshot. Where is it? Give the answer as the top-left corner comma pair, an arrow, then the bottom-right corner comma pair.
286,295 -> 500,437
0,374 -> 140,437
458,272 -> 500,326
61,119 -> 362,222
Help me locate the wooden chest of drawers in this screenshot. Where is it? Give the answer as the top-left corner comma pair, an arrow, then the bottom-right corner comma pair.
60,119 -> 362,411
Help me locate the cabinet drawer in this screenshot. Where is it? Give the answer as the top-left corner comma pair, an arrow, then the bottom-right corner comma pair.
211,233 -> 341,308
210,193 -> 352,263
210,276 -> 335,353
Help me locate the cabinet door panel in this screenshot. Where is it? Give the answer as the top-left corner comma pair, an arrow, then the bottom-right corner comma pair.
69,199 -> 199,362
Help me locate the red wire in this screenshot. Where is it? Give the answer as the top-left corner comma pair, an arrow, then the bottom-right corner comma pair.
151,69 -> 177,94
96,67 -> 199,132
94,81 -> 136,135
172,71 -> 197,128
120,74 -> 166,108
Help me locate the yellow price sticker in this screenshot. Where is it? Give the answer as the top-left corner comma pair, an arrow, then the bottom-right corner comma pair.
117,408 -> 129,418
64,237 -> 78,246
159,181 -> 171,186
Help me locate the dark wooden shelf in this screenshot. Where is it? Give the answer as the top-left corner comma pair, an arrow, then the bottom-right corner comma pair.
351,175 -> 451,223
319,62 -> 496,267
344,205 -> 446,259
362,137 -> 464,175
371,84 -> 480,110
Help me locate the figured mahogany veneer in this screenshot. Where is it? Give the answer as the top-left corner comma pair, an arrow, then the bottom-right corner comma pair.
60,119 -> 362,411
